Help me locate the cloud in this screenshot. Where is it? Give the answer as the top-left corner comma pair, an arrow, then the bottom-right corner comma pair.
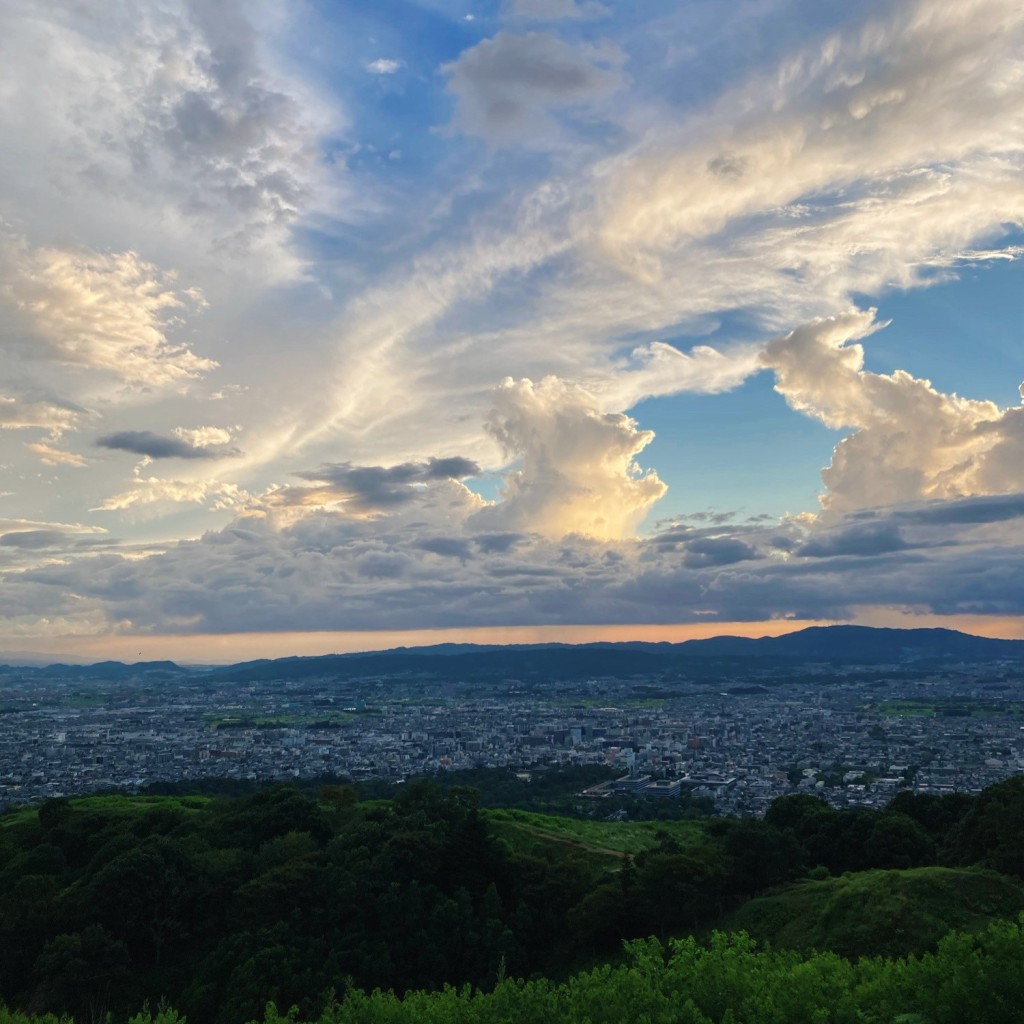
762,310 -> 1024,515
796,520 -> 912,558
594,0 -> 1024,296
366,59 -> 402,75
0,518 -> 106,537
681,536 -> 760,568
443,31 -> 625,142
13,485 -> 1024,635
507,0 -> 610,21
479,375 -> 666,540
267,456 -> 482,516
270,0 -> 1024,503
97,428 -> 240,460
24,442 -> 86,468
1,238 -> 215,388
899,493 -> 1024,526
0,530 -> 69,550
95,477 -> 249,512
0,1 -> 337,271
594,341 -> 761,412
0,394 -> 83,435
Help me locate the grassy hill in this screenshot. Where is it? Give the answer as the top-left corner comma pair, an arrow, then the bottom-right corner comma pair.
486,808 -> 705,865
720,865 -> 1024,958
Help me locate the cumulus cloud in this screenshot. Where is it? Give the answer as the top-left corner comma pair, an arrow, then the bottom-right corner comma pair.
97,428 -> 240,461
1,238 -> 214,388
762,310 -> 1024,515
480,375 -> 666,539
443,31 -> 624,142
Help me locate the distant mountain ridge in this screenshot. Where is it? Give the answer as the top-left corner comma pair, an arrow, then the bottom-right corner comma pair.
4,624 -> 1019,681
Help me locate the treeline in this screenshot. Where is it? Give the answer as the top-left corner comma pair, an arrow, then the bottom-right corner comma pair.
5,919 -> 1024,1024
2,776 -> 1024,1023
144,765 -> 713,819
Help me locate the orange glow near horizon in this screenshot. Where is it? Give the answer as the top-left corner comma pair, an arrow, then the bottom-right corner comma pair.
7,609 -> 1024,664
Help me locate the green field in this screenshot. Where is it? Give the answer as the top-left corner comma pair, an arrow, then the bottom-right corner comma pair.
486,808 -> 705,862
0,792 -> 212,828
864,698 -> 1024,718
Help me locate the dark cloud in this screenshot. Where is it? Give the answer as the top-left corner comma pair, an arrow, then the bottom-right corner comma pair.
11,489 -> 1024,635
97,430 -> 239,460
0,530 -> 66,549
474,533 -> 525,553
898,493 -> 1024,526
797,521 -> 910,558
289,458 -> 481,513
682,537 -> 759,568
443,31 -> 623,141
415,537 -> 474,560
424,456 -> 481,480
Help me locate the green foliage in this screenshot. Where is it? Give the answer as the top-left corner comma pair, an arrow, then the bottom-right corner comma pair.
1,779 -> 1023,1024
720,866 -> 1024,958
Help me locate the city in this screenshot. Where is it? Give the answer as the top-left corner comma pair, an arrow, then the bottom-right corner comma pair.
3,653 -> 1023,816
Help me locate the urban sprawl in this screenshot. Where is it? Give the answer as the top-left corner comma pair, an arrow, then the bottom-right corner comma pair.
2,659 -> 1024,815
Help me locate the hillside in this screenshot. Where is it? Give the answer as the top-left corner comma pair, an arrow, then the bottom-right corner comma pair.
720,866 -> 1024,958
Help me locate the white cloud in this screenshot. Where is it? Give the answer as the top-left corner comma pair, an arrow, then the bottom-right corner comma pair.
173,426 -> 235,448
0,394 -> 83,435
25,442 -> 86,468
762,310 -> 1024,515
95,477 -> 249,513
593,341 -> 761,412
1,237 -> 215,388
479,375 -> 666,539
0,0 -> 339,277
595,0 -> 1024,291
366,59 -> 402,75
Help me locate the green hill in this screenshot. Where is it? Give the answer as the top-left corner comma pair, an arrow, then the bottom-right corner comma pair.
720,865 -> 1024,958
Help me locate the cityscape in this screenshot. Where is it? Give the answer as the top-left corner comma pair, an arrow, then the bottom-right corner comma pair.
4,649 -> 1023,816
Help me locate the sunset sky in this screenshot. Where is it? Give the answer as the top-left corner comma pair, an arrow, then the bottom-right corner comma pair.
2,0 -> 1024,662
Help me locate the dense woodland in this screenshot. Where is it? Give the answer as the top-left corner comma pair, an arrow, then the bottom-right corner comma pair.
3,771 -> 1024,1023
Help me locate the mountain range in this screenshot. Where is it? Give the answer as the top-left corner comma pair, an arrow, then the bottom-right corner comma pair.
4,625 -> 1023,682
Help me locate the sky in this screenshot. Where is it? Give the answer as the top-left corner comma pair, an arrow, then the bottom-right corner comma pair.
2,0 -> 1024,663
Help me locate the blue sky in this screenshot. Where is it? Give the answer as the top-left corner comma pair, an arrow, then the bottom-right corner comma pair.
2,0 -> 1024,660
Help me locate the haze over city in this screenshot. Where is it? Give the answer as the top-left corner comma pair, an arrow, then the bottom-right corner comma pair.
2,0 -> 1024,661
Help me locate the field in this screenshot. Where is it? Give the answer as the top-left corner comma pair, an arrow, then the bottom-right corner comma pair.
864,698 -> 1024,718
486,807 -> 705,863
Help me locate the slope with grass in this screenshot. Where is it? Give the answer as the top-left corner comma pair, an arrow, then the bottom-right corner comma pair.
720,865 -> 1024,958
486,808 -> 705,863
